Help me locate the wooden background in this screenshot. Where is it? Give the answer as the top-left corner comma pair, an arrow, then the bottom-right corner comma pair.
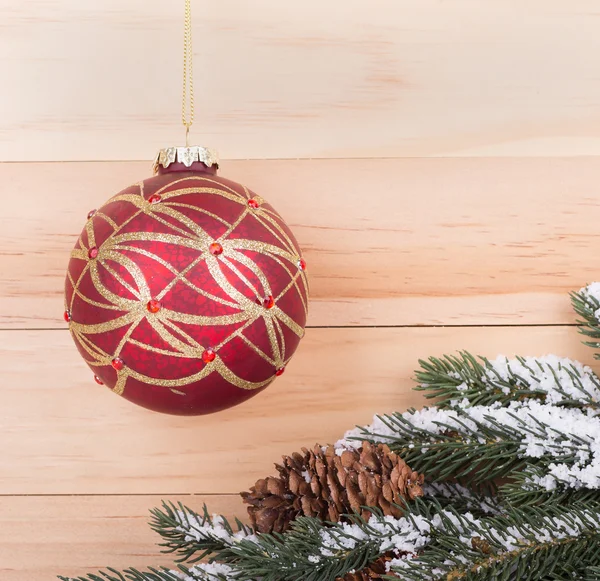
2,1 -> 600,579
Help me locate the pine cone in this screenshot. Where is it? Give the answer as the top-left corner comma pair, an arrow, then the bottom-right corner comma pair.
241,441 -> 424,533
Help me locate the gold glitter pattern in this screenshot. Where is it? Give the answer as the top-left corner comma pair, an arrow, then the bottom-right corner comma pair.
66,174 -> 308,400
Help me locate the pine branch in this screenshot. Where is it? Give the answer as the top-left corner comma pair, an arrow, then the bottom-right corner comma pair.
224,515 -> 385,581
58,566 -> 189,581
340,399 -> 600,502
422,481 -> 503,516
584,566 -> 600,581
344,402 -> 585,483
415,352 -> 600,409
149,503 -> 395,581
139,501 -> 600,581
500,466 -> 600,508
149,501 -> 254,564
390,502 -> 600,580
572,285 -> 600,353
58,563 -> 236,581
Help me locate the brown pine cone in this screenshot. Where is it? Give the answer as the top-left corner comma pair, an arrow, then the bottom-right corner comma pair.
241,441 -> 424,533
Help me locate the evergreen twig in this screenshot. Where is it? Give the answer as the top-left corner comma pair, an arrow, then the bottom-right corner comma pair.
422,481 -> 503,516
149,501 -> 253,563
61,502 -> 600,581
391,502 -> 600,580
572,286 -> 600,354
58,566 -> 189,581
350,401 -> 595,490
415,352 -> 600,409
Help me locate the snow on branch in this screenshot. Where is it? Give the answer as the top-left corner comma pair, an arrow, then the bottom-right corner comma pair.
339,396 -> 600,495
389,503 -> 600,580
415,352 -> 600,408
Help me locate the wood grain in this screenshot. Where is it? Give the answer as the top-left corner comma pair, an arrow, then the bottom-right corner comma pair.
2,157 -> 599,329
3,1 -> 600,160
1,325 -> 596,496
5,3 -> 600,577
0,494 -> 242,581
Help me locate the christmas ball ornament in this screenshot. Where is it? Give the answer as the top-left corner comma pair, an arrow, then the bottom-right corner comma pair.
64,146 -> 308,415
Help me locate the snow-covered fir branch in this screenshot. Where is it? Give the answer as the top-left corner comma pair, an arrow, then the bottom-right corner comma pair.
573,283 -> 600,352
339,398 -> 600,497
584,566 -> 600,580
58,565 -> 235,581
389,503 -> 600,580
148,501 -> 257,563
422,482 -> 503,516
175,563 -> 237,581
416,352 -> 600,409
62,502 -> 600,581
58,567 -> 194,581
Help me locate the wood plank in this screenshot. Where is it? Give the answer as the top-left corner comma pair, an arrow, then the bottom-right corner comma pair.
0,494 -> 242,581
1,326 -> 596,495
3,1 -> 600,160
1,158 -> 599,328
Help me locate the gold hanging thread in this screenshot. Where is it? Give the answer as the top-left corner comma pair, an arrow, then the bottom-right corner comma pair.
182,0 -> 195,146
153,0 -> 219,173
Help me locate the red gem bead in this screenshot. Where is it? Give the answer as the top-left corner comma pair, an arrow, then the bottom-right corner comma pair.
209,242 -> 223,256
299,258 -> 307,271
276,367 -> 285,377
147,299 -> 161,313
202,349 -> 216,363
88,247 -> 99,259
248,198 -> 260,209
111,357 -> 124,371
264,295 -> 275,309
94,375 -> 104,385
63,310 -> 71,323
87,209 -> 97,219
148,194 -> 162,204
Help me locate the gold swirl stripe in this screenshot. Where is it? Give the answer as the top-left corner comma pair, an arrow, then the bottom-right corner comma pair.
98,257 -> 143,301
220,253 -> 269,298
205,256 -> 261,308
162,201 -> 235,228
114,318 -> 143,358
145,314 -> 203,357
70,311 -> 141,335
94,211 -> 119,231
145,206 -> 210,239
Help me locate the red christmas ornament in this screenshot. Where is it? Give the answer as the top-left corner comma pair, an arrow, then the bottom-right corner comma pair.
65,146 -> 309,415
